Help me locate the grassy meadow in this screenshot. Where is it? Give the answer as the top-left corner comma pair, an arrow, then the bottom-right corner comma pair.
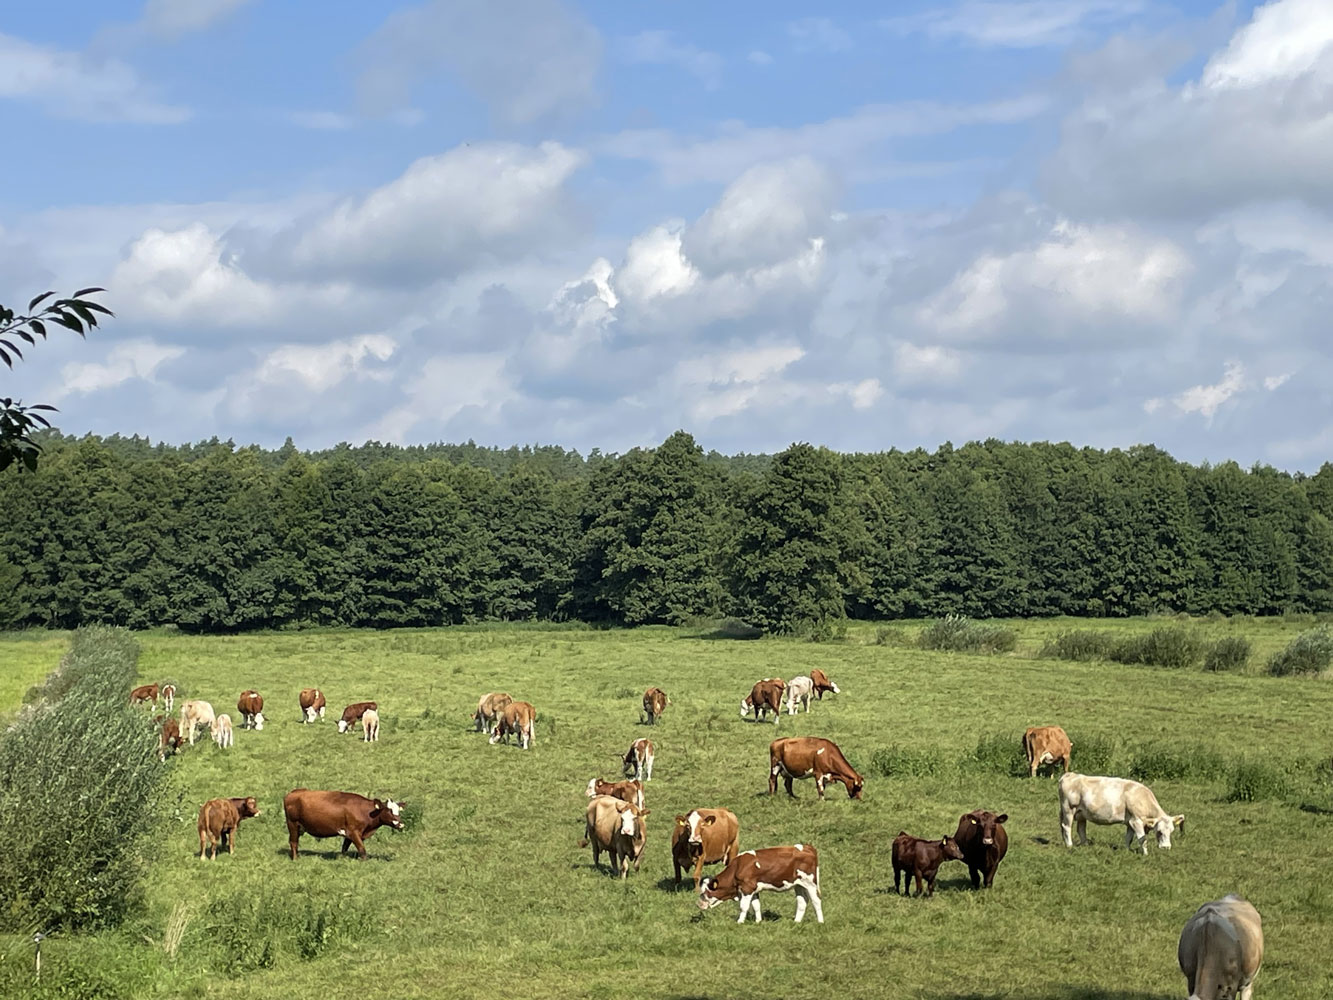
3,617 -> 1333,999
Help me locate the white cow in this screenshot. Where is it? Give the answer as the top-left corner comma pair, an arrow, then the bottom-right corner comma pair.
180,700 -> 216,746
211,713 -> 234,749
361,708 -> 380,742
1179,895 -> 1263,1000
786,676 -> 814,715
1059,772 -> 1184,854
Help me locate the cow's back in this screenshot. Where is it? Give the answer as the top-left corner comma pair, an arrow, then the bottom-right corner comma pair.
587,795 -> 625,850
1180,896 -> 1263,996
284,789 -> 361,834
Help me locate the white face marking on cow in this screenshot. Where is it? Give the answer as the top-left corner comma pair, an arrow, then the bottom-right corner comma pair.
337,720 -> 348,733
619,809 -> 637,837
1153,817 -> 1175,848
687,811 -> 701,844
388,800 -> 401,817
586,778 -> 599,798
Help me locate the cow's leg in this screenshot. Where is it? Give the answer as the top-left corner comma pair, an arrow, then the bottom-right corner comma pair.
347,830 -> 368,860
645,756 -> 652,781
287,822 -> 301,860
815,776 -> 826,800
1127,821 -> 1147,854
794,889 -> 808,923
983,865 -> 995,889
784,775 -> 795,797
768,766 -> 778,795
808,883 -> 824,923
913,871 -> 924,897
1076,816 -> 1088,845
969,865 -> 981,889
228,827 -> 236,855
693,854 -> 705,889
750,896 -> 762,923
893,863 -> 902,894
736,895 -> 752,923
1238,983 -> 1254,1000
1029,757 -> 1038,778
199,828 -> 208,860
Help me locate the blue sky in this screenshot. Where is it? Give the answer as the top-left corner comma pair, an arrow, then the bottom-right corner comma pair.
4,0 -> 1333,468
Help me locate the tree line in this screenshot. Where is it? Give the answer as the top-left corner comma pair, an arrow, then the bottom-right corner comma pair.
3,430 -> 1333,633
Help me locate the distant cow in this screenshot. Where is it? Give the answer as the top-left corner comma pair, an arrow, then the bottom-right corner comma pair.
741,678 -> 785,725
1023,725 -> 1072,778
180,700 -> 215,746
361,708 -> 380,742
586,777 -> 645,810
769,737 -> 864,800
472,692 -> 512,734
212,714 -> 234,749
810,668 -> 839,700
786,676 -> 814,715
161,683 -> 176,713
283,788 -> 405,860
953,809 -> 1008,889
237,690 -> 265,730
580,794 -> 650,879
1059,772 -> 1185,854
197,796 -> 260,860
1179,895 -> 1264,1000
642,687 -> 670,725
892,831 -> 964,897
338,701 -> 378,734
159,718 -> 183,760
489,701 -> 536,750
623,738 -> 655,782
130,683 -> 158,706
672,808 -> 740,890
299,688 -> 326,724
698,845 -> 823,923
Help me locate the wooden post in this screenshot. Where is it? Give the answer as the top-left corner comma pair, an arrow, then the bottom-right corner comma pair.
33,932 -> 44,983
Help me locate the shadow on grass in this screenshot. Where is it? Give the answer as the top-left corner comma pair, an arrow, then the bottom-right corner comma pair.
930,992 -> 1163,1000
273,847 -> 394,862
1298,802 -> 1333,815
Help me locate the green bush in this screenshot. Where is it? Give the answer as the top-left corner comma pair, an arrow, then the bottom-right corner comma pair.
1266,627 -> 1333,677
198,891 -> 375,971
1109,625 -> 1203,669
869,746 -> 946,778
1039,629 -> 1117,661
874,625 -> 912,647
1129,743 -> 1227,782
964,732 -> 1029,777
1204,636 -> 1251,672
1226,759 -> 1294,802
802,618 -> 848,643
1066,733 -> 1118,775
917,614 -> 1017,655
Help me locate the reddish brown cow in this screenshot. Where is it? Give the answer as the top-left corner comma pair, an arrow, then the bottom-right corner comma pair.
697,844 -> 823,923
158,717 -> 183,760
641,687 -> 670,725
283,789 -> 405,860
672,808 -> 740,890
953,809 -> 1008,890
809,668 -> 840,699
130,683 -> 158,705
197,796 -> 261,860
769,737 -> 864,800
892,831 -> 964,897
299,687 -> 326,724
741,678 -> 785,725
1023,725 -> 1072,778
586,777 -> 645,810
237,690 -> 265,730
337,701 -> 378,734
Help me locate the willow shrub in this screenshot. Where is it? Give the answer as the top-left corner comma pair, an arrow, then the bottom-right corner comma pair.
917,614 -> 1017,655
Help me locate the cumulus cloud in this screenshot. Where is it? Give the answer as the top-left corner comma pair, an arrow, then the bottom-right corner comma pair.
58,340 -> 185,397
1145,361 -> 1246,422
253,334 -> 397,392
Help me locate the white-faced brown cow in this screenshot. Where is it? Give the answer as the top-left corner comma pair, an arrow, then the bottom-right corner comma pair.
1024,725 -> 1072,778
161,683 -> 176,714
672,808 -> 740,890
1179,895 -> 1264,1000
472,691 -> 512,735
180,700 -> 216,746
741,678 -> 785,725
697,844 -> 823,923
580,795 -> 650,879
197,796 -> 261,860
769,737 -> 864,800
283,788 -> 405,860
489,700 -> 536,750
641,687 -> 670,725
586,777 -> 645,810
237,690 -> 265,730
809,668 -> 839,700
1059,773 -> 1185,854
299,688 -> 326,724
211,713 -> 234,749
130,683 -> 158,706
360,708 -> 380,742
337,701 -> 377,734
623,738 -> 655,782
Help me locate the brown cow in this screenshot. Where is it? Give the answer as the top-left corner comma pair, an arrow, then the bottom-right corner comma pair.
623,737 -> 655,781
283,789 -> 405,860
586,777 -> 645,810
237,690 -> 265,730
1023,725 -> 1072,778
953,809 -> 1008,889
641,687 -> 670,725
672,808 -> 740,890
697,845 -> 823,923
472,691 -> 512,734
197,796 -> 261,860
769,737 -> 864,800
130,683 -> 158,706
810,668 -> 840,699
892,831 -> 964,897
579,795 -> 650,879
741,678 -> 785,725
158,717 -> 183,760
337,701 -> 378,734
489,701 -> 536,749
299,687 -> 326,724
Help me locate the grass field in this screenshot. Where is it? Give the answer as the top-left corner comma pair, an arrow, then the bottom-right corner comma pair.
3,618 -> 1332,999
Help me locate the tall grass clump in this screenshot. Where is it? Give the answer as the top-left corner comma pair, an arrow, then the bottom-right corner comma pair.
1039,629 -> 1117,662
0,627 -> 169,932
1108,625 -> 1203,669
1266,627 -> 1333,677
965,732 -> 1029,777
917,614 -> 1017,654
869,746 -> 948,778
1066,732 -> 1118,775
1129,742 -> 1228,782
1204,636 -> 1251,673
1226,759 -> 1294,802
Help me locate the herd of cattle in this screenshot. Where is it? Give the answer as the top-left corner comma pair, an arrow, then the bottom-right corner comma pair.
129,667 -> 1265,998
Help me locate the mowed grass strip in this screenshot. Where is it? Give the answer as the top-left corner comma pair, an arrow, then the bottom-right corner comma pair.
5,621 -> 1333,999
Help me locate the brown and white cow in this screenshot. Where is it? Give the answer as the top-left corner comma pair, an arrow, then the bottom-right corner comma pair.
197,796 -> 261,860
741,678 -> 785,725
237,690 -> 265,730
697,844 -> 823,923
299,687 -> 326,724
672,808 -> 740,890
579,795 -> 650,879
953,809 -> 1008,889
337,701 -> 378,734
586,777 -> 645,810
472,691 -> 512,734
158,717 -> 183,760
130,683 -> 158,706
489,700 -> 536,749
180,700 -> 215,746
809,668 -> 840,700
211,713 -> 234,749
623,737 -> 655,782
1023,725 -> 1072,778
160,683 -> 176,713
642,687 -> 670,725
360,708 -> 380,742
769,737 -> 864,800
892,831 -> 965,897
283,789 -> 405,860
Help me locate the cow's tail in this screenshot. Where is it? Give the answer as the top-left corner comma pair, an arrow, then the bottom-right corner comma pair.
1021,729 -> 1032,759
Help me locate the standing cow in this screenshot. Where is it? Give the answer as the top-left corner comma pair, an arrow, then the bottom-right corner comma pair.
299,688 -> 326,723
360,707 -> 380,742
769,737 -> 864,800
809,668 -> 840,700
1179,895 -> 1263,1000
338,701 -> 378,734
489,701 -> 536,749
672,808 -> 740,890
623,738 -> 655,782
212,714 -> 234,749
1024,725 -> 1072,778
580,795 -> 650,879
197,796 -> 261,860
1059,772 -> 1184,854
586,778 -> 645,810
283,788 -> 406,860
741,678 -> 785,725
160,683 -> 176,714
472,692 -> 512,734
641,687 -> 670,725
785,676 -> 815,715
130,683 -> 159,706
953,809 -> 1008,889
892,832 -> 964,897
159,717 -> 183,761
237,690 -> 265,730
697,845 -> 823,924
180,700 -> 216,746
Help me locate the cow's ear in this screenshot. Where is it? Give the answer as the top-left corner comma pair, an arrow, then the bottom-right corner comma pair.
675,815 -> 687,826
640,809 -> 651,817
1173,814 -> 1185,829
995,814 -> 1008,824
372,799 -> 383,812
702,815 -> 717,826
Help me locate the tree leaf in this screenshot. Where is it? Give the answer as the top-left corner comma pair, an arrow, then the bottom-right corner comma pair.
53,313 -> 86,335
30,404 -> 58,412
28,320 -> 46,339
13,330 -> 34,345
0,340 -> 23,360
0,348 -> 10,369
27,291 -> 55,311
72,287 -> 105,298
80,302 -> 114,317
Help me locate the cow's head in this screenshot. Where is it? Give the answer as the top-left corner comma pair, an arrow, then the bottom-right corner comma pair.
739,697 -> 752,718
940,836 -> 965,861
373,799 -> 406,830
965,811 -> 1007,846
253,713 -> 265,731
697,876 -> 728,911
237,797 -> 261,818
847,775 -> 865,800
337,719 -> 350,733
1153,814 -> 1185,849
684,810 -> 718,846
618,806 -> 649,856
585,778 -> 602,799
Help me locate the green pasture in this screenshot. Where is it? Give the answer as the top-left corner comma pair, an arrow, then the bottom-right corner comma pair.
3,618 -> 1332,999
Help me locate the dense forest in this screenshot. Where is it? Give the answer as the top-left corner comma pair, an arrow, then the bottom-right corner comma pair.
3,429 -> 1333,633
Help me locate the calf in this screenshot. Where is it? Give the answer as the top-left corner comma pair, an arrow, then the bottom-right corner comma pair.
159,717 -> 183,760
785,676 -> 814,715
697,845 -> 823,923
283,788 -> 406,860
299,687 -> 326,724
810,668 -> 839,699
672,808 -> 740,890
237,690 -> 265,730
489,701 -> 536,749
953,809 -> 1008,889
180,700 -> 215,746
472,691 -> 512,734
641,687 -> 670,725
580,795 -> 650,879
1179,895 -> 1264,1000
1059,772 -> 1184,854
892,832 -> 964,897
160,683 -> 176,713
622,738 -> 655,782
741,678 -> 785,725
197,796 -> 261,860
361,707 -> 380,742
586,777 -> 645,810
212,713 -> 234,749
338,701 -> 378,734
769,737 -> 864,800
130,683 -> 158,706
1024,725 -> 1072,778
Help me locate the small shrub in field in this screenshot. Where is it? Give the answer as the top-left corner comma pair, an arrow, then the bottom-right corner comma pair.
917,614 -> 1017,654
1204,636 -> 1251,673
1226,759 -> 1293,802
1109,625 -> 1203,669
1039,630 -> 1117,661
803,618 -> 848,643
1129,743 -> 1227,782
874,626 -> 912,647
1266,627 -> 1333,677
869,746 -> 946,778
964,732 -> 1029,777
1066,733 -> 1118,775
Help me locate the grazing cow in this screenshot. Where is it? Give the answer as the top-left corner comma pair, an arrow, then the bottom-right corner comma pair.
698,845 -> 823,923
741,678 -> 785,725
299,687 -> 326,724
472,691 -> 512,734
586,777 -> 645,810
130,683 -> 158,706
641,687 -> 670,725
892,831 -> 965,897
489,701 -> 536,749
623,738 -> 655,782
237,690 -> 265,730
672,808 -> 740,890
1059,772 -> 1185,854
212,714 -> 234,749
361,708 -> 380,742
1179,895 -> 1264,1000
953,810 -> 1008,889
786,676 -> 814,715
769,737 -> 864,800
160,683 -> 176,713
197,796 -> 260,860
580,795 -> 650,879
810,668 -> 840,700
1023,725 -> 1072,778
159,718 -> 183,760
337,701 -> 378,734
283,788 -> 405,860
180,700 -> 215,746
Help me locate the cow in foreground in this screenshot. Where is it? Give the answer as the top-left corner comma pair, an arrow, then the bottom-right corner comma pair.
1179,895 -> 1263,1000
158,717 -> 183,760
490,700 -> 536,749
212,714 -> 234,749
953,810 -> 1008,889
197,796 -> 260,860
810,668 -> 839,699
338,701 -> 378,734
237,690 -> 265,730
698,845 -> 823,923
180,700 -> 215,746
130,683 -> 158,706
641,687 -> 670,725
672,808 -> 740,890
283,789 -> 405,860
623,738 -> 655,781
741,678 -> 785,725
299,687 -> 326,723
472,691 -> 512,734
361,708 -> 380,742
586,777 -> 645,810
892,832 -> 964,897
580,795 -> 650,879
769,737 -> 864,800
1059,772 -> 1184,854
1024,725 -> 1072,778
785,676 -> 814,715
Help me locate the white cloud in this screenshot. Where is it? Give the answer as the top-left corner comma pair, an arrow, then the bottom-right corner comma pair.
253,334 -> 397,392
1201,0 -> 1333,90
616,226 -> 698,302
621,31 -> 722,88
364,353 -> 515,443
59,340 -> 185,396
1170,361 -> 1246,421
829,378 -> 884,410
786,17 -> 853,53
883,1 -> 1144,49
137,0 -> 255,40
1264,372 -> 1292,390
894,342 -> 964,380
748,50 -> 774,66
287,110 -> 356,130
